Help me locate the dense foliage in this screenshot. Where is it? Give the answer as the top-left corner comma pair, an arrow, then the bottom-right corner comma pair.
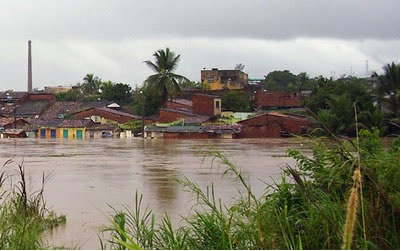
100,129 -> 399,250
55,74 -> 132,105
263,70 -> 316,92
0,161 -> 66,249
222,90 -> 252,112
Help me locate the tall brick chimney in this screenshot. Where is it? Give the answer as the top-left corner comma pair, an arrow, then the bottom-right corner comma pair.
27,40 -> 32,92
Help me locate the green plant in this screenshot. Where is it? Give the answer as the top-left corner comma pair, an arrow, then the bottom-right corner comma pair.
0,160 -> 66,249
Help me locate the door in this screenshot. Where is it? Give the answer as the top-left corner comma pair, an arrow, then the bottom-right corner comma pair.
50,129 -> 56,138
76,130 -> 83,139
63,129 -> 68,139
40,129 -> 46,138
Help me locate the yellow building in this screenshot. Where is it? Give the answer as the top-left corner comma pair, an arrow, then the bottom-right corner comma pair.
201,68 -> 248,91
37,119 -> 93,139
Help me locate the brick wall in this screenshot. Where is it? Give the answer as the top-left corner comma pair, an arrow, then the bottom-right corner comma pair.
163,132 -> 216,139
166,101 -> 192,110
235,124 -> 281,138
238,113 -> 310,137
255,91 -> 301,108
20,93 -> 57,104
193,94 -> 217,116
158,110 -> 192,123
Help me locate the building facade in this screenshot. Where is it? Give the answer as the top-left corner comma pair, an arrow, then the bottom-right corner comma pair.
201,68 -> 248,91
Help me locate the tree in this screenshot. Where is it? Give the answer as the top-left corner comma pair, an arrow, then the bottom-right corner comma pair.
81,73 -> 101,96
372,62 -> 400,128
222,90 -> 251,112
263,70 -> 299,92
143,48 -> 188,107
100,82 -> 132,105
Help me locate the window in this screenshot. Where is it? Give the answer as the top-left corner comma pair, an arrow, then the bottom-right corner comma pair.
215,100 -> 220,109
207,77 -> 215,83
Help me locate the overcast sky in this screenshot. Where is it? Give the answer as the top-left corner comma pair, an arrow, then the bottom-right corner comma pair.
0,0 -> 399,91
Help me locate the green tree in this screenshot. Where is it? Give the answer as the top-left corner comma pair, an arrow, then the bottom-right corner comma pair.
372,62 -> 400,131
304,77 -> 385,136
263,70 -> 299,92
143,48 -> 188,107
222,90 -> 251,112
100,82 -> 132,105
81,73 -> 102,96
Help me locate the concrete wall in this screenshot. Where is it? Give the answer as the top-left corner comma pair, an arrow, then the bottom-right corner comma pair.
201,69 -> 248,91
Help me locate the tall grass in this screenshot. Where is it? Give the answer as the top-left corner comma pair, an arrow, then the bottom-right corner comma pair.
101,128 -> 399,250
0,160 -> 66,249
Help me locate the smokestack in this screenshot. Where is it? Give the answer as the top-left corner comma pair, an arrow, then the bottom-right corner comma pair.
28,40 -> 32,92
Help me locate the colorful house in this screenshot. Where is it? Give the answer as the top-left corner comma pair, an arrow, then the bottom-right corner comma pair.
201,68 -> 248,91
34,119 -> 94,139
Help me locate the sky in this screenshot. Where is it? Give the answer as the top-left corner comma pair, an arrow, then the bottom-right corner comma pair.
0,0 -> 399,91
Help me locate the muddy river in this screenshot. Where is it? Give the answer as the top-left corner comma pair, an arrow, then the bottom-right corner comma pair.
0,138 -> 310,249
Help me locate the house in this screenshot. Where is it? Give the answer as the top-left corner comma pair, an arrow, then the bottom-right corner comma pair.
157,94 -> 220,124
34,119 -> 94,139
0,91 -> 28,104
72,107 -> 141,124
1,129 -> 27,138
0,118 -> 30,130
40,101 -> 111,120
44,86 -> 73,94
0,93 -> 57,119
192,94 -> 221,116
85,123 -> 120,139
236,112 -> 310,138
255,91 -> 302,109
144,124 -> 241,139
201,68 -> 248,91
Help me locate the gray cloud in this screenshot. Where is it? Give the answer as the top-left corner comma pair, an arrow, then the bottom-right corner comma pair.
0,1 -> 399,91
0,0 -> 399,41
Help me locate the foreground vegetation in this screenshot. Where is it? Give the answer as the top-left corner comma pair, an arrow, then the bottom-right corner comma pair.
0,160 -> 66,249
100,128 -> 400,250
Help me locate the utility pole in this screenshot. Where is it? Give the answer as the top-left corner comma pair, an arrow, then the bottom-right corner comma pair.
140,91 -> 145,138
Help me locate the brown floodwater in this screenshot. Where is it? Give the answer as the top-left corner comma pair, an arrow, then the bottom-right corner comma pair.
0,138 -> 311,249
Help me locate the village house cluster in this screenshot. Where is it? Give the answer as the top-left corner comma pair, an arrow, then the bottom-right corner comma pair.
0,61 -> 313,139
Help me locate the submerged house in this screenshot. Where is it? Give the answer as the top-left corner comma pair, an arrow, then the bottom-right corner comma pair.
144,124 -> 241,139
236,112 -> 310,138
72,107 -> 140,124
32,119 -> 94,139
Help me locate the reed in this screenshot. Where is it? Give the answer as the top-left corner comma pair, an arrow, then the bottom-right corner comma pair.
0,160 -> 66,250
101,128 -> 399,250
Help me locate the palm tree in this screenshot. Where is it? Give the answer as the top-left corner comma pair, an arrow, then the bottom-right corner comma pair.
372,62 -> 400,121
82,73 -> 101,96
143,48 -> 188,107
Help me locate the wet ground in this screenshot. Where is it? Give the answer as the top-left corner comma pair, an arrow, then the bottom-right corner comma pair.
0,138 -> 311,249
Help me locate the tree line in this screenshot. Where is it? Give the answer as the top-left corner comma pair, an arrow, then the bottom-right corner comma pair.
55,47 -> 399,136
